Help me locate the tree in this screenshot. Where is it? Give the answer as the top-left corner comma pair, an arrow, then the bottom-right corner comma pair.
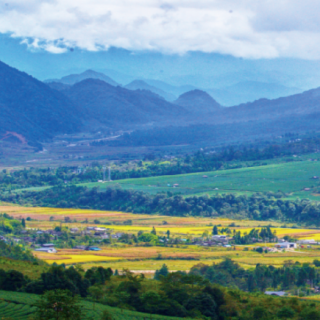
247,274 -> 257,292
300,308 -> 320,320
34,289 -> 82,320
277,306 -> 295,319
252,306 -> 270,320
88,285 -> 104,310
0,269 -> 25,291
21,218 -> 26,228
256,247 -> 263,254
141,290 -> 161,314
212,225 -> 218,235
151,227 -> 157,235
154,264 -> 169,280
100,310 -> 113,320
184,293 -> 217,319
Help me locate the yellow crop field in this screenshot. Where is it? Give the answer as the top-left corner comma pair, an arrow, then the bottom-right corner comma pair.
34,252 -> 124,264
3,203 -> 320,273
0,204 -> 288,227
80,259 -> 225,272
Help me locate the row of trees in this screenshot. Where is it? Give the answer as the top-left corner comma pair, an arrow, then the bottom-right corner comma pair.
4,186 -> 320,224
190,259 -> 320,293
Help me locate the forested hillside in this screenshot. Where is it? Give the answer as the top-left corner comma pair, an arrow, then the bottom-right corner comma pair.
63,79 -> 188,126
0,60 -> 81,141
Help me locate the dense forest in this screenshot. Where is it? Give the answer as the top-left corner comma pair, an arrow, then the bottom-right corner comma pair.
3,186 -> 320,225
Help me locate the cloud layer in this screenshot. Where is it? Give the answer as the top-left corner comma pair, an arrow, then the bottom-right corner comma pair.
1,0 -> 320,59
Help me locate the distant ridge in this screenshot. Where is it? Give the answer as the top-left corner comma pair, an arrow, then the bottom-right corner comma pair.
125,80 -> 176,101
174,89 -> 222,112
63,79 -> 188,126
45,69 -> 119,87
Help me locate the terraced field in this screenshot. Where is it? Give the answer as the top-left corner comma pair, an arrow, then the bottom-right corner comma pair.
0,300 -> 36,319
0,291 -> 187,320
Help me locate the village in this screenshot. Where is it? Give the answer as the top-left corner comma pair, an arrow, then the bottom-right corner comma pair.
1,223 -> 318,255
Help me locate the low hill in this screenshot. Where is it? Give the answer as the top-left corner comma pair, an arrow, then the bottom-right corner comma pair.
0,60 -> 81,142
206,81 -> 302,106
125,80 -> 176,101
64,79 -> 188,126
215,86 -> 320,124
0,290 -> 187,320
174,89 -> 222,111
46,69 -> 118,86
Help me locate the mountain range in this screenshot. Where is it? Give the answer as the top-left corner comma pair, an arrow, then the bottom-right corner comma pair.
2,60 -> 320,145
62,79 -> 187,127
46,70 -> 303,106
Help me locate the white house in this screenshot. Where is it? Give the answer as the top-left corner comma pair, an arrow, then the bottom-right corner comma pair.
275,242 -> 297,249
34,247 -> 57,253
212,235 -> 227,240
265,291 -> 286,297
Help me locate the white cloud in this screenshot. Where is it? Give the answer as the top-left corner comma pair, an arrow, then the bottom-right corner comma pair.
1,0 -> 320,59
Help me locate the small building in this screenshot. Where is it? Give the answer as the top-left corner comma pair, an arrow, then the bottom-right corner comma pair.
297,239 -> 318,245
86,247 -> 101,251
42,243 -> 55,248
203,175 -> 208,178
34,247 -> 57,253
173,184 -> 179,188
74,245 -> 87,250
70,228 -> 79,233
212,235 -> 227,240
275,242 -> 297,249
265,291 -> 286,297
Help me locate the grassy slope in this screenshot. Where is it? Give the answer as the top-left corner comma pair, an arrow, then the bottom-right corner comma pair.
0,258 -> 48,279
78,159 -> 320,199
0,290 -> 186,320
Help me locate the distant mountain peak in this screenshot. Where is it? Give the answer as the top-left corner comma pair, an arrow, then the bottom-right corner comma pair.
125,79 -> 176,101
45,70 -> 119,87
174,89 -> 222,111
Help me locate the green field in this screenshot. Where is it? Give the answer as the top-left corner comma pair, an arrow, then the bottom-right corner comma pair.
0,290 -> 186,320
10,157 -> 320,201
79,159 -> 320,199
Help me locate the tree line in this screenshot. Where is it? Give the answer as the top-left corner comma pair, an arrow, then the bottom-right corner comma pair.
3,259 -> 320,319
3,186 -> 320,225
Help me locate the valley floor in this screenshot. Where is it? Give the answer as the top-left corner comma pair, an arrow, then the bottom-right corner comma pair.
2,205 -> 320,274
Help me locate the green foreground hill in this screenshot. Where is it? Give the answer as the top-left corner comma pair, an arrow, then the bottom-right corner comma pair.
0,290 -> 186,320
